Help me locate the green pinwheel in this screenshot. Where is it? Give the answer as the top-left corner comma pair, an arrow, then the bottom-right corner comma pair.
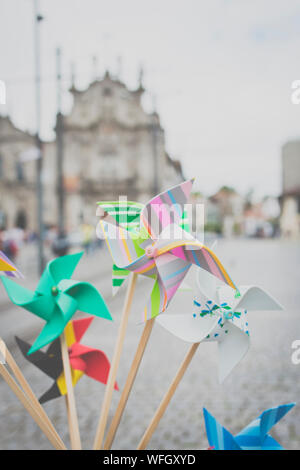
0,252 -> 112,354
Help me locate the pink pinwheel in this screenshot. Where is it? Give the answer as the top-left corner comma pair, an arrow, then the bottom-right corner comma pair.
97,180 -> 238,321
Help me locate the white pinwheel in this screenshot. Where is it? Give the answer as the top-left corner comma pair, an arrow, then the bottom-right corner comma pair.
156,268 -> 283,382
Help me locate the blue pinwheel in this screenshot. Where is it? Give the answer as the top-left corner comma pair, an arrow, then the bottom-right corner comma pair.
203,403 -> 295,450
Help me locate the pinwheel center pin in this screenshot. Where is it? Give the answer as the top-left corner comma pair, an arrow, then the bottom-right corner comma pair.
51,286 -> 59,297
223,310 -> 234,320
145,245 -> 158,259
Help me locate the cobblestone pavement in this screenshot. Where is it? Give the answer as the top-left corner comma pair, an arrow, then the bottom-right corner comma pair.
0,239 -> 299,450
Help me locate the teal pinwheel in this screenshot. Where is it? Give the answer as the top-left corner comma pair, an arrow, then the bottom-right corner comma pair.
0,252 -> 112,354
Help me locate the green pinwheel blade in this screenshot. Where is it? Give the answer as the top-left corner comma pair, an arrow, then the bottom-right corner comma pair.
28,305 -> 65,355
0,276 -> 54,320
29,290 -> 80,354
59,279 -> 113,321
56,290 -> 78,321
36,252 -> 84,296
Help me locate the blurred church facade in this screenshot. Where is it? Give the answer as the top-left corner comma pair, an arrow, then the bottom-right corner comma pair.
60,71 -> 184,230
0,72 -> 184,233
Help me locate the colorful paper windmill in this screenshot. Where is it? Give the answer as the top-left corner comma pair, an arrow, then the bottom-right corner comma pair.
15,316 -> 118,403
0,250 -> 23,278
96,201 -> 144,295
96,180 -> 238,322
156,268 -> 283,382
203,403 -> 295,450
96,200 -> 190,295
0,252 -> 112,354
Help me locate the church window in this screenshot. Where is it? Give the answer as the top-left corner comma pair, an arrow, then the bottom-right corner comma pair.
103,87 -> 112,96
16,161 -> 25,181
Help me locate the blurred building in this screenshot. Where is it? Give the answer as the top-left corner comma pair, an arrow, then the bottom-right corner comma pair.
56,71 -> 184,230
243,198 -> 278,238
209,186 -> 245,237
0,116 -> 36,230
280,140 -> 300,238
0,72 -> 184,232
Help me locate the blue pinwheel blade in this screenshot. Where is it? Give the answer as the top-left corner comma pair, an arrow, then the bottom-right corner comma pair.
203,408 -> 241,450
235,403 -> 295,450
261,435 -> 284,450
259,403 -> 295,440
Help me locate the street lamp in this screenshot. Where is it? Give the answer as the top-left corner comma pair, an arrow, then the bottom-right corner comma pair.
33,0 -> 44,274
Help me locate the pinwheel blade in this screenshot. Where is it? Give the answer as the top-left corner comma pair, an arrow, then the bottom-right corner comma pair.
36,252 -> 84,296
28,305 -> 66,354
260,435 -> 284,450
235,403 -> 295,450
0,276 -> 54,320
70,343 -> 118,390
15,336 -> 61,379
197,268 -> 220,306
203,408 -> 241,450
234,286 -> 283,311
98,220 -> 147,268
55,289 -> 78,321
218,322 -> 250,383
140,179 -> 194,239
59,279 -> 112,321
155,224 -> 237,291
0,251 -> 23,278
148,252 -> 190,319
96,201 -> 149,295
39,382 -> 61,404
111,264 -> 130,296
72,316 -> 94,343
156,313 -> 218,343
142,276 -> 167,322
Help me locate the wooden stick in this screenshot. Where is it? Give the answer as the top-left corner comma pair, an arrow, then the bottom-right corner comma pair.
93,272 -> 138,450
3,343 -> 67,450
103,317 -> 155,449
0,363 -> 64,449
137,342 -> 200,450
60,331 -> 81,450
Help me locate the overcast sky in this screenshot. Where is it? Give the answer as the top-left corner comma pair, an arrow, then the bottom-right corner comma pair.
1,0 -> 300,198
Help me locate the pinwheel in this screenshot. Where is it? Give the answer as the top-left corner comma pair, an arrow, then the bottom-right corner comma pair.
96,199 -> 190,296
97,179 -> 238,322
96,201 -> 144,295
157,268 -> 283,382
0,250 -> 23,278
15,316 -> 118,403
137,269 -> 283,450
1,251 -> 112,449
0,251 -> 112,354
203,404 -> 295,450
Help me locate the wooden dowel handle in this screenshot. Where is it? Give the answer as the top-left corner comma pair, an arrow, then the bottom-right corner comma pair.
60,331 -> 82,450
0,364 -> 63,450
4,345 -> 66,450
93,272 -> 138,450
103,317 -> 155,449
